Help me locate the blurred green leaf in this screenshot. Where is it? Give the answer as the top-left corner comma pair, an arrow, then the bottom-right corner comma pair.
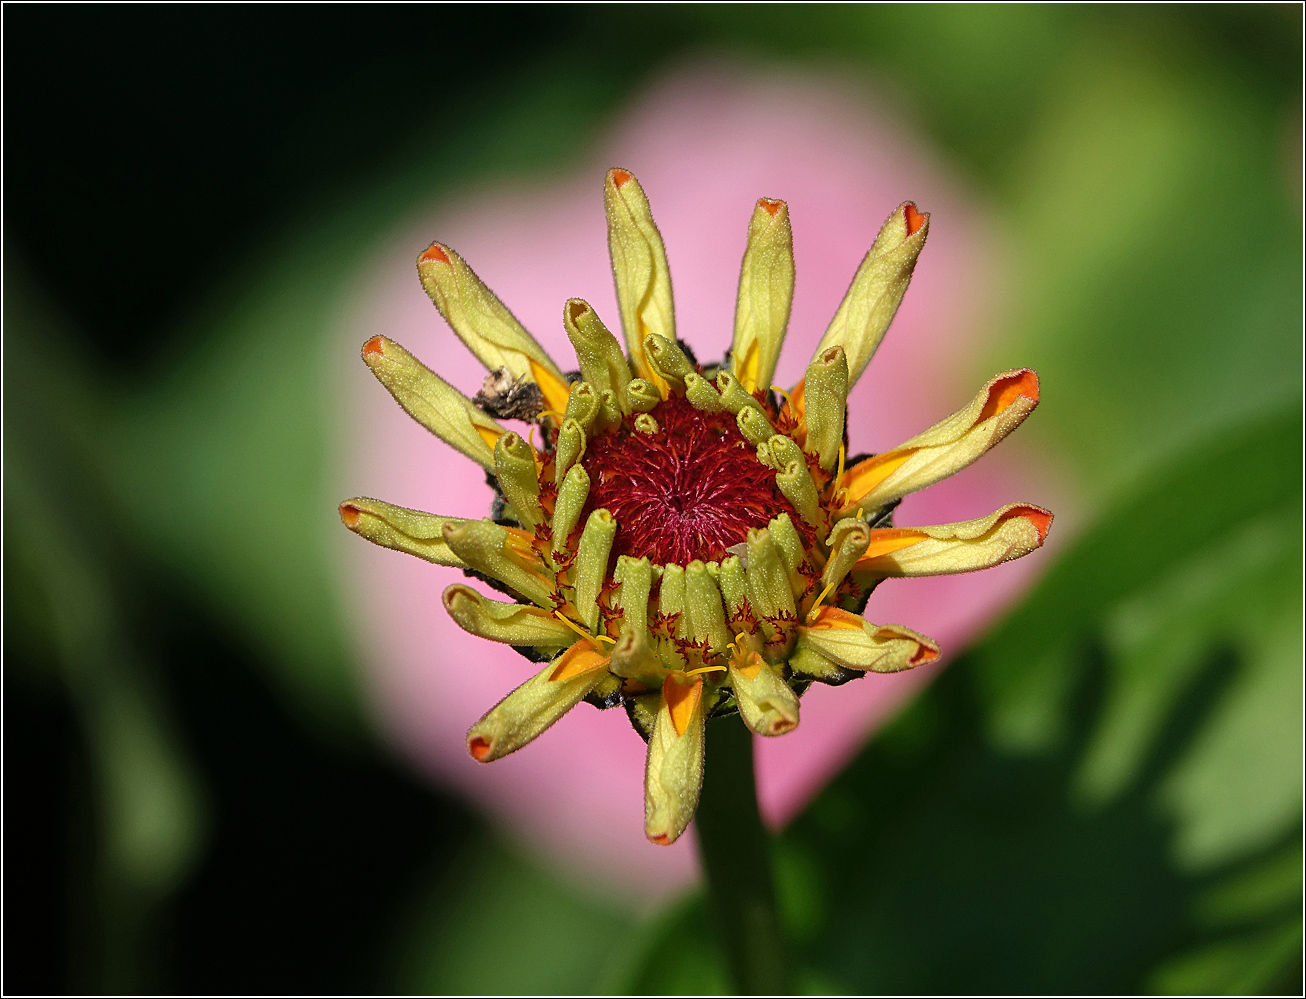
390,837 -> 635,995
974,407 -> 1300,758
1075,500 -> 1303,869
1196,843 -> 1303,930
995,27 -> 1301,501
603,892 -> 731,996
1149,920 -> 1303,996
4,265 -> 206,990
1081,508 -> 1299,805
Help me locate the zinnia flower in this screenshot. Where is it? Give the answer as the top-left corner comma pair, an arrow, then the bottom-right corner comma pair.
340,167 -> 1051,846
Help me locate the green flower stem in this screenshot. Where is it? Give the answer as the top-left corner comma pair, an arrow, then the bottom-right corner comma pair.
696,713 -> 790,995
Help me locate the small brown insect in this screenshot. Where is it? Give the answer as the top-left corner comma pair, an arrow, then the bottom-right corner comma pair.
473,366 -> 544,421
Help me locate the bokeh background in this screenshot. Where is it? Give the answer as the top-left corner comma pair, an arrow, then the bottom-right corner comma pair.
4,5 -> 1301,994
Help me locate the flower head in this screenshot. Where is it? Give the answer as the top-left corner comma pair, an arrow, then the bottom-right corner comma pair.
341,168 -> 1051,846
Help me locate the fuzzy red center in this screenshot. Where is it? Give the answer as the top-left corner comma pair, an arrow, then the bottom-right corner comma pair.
582,395 -> 804,565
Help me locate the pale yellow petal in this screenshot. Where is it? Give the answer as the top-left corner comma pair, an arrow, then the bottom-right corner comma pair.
813,201 -> 928,386
361,336 -> 503,469
339,498 -> 467,567
853,504 -> 1053,578
417,242 -> 570,412
842,369 -> 1039,512
467,642 -> 610,762
644,675 -> 706,845
605,168 -> 675,391
731,198 -> 794,394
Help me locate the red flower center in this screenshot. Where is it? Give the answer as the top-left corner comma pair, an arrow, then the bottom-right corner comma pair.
582,395 -> 803,565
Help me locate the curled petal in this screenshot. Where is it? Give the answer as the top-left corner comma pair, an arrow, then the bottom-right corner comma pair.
443,585 -> 576,647
644,675 -> 706,845
361,336 -> 504,469
812,201 -> 929,387
605,168 -> 676,390
626,378 -> 661,414
775,460 -> 823,536
737,405 -> 775,446
854,503 -> 1054,578
652,571 -> 689,670
613,555 -> 656,635
442,519 -> 556,609
553,418 -> 587,484
766,512 -> 809,599
716,555 -> 749,618
715,369 -> 766,416
731,197 -> 794,394
466,642 -> 611,762
595,389 -> 622,435
730,653 -> 800,736
758,434 -> 804,472
842,369 -> 1040,513
821,516 -> 872,593
416,242 -> 570,413
610,624 -> 661,680
745,527 -> 796,623
339,497 -> 467,567
797,607 -> 939,673
684,371 -> 726,413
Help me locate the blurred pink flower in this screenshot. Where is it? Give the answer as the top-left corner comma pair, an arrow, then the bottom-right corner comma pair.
335,64 -> 1056,903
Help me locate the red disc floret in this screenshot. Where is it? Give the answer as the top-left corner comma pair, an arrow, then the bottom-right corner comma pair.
582,395 -> 805,565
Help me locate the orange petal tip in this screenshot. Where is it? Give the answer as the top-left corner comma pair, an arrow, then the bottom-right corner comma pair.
1009,368 -> 1040,403
904,203 -> 927,236
338,503 -> 362,529
419,242 -> 450,264
1005,505 -> 1054,544
609,167 -> 633,188
567,299 -> 589,322
361,336 -> 385,358
911,643 -> 941,666
1027,509 -> 1054,544
758,197 -> 784,216
648,833 -> 672,846
978,368 -> 1040,421
469,737 -> 492,762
